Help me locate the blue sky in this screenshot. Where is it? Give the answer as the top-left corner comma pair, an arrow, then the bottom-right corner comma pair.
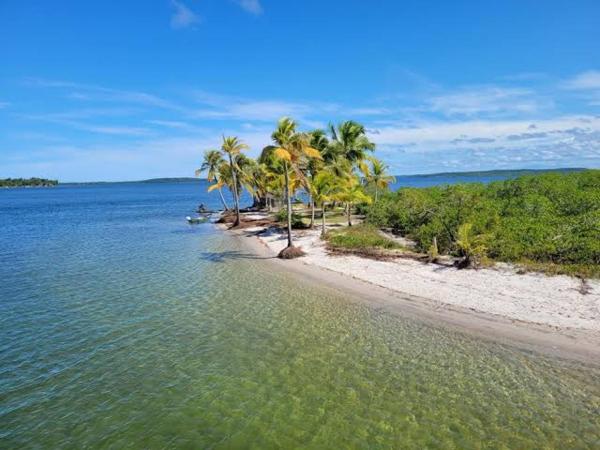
1,0 -> 599,181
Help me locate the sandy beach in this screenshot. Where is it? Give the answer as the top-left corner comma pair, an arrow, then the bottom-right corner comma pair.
230,218 -> 600,363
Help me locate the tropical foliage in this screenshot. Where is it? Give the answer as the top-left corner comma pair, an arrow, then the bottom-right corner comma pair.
365,170 -> 600,275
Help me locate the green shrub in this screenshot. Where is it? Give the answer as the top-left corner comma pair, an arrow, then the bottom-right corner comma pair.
275,208 -> 306,229
326,224 -> 401,250
365,170 -> 600,276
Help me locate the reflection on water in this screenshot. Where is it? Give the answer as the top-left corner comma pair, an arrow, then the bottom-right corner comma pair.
1,183 -> 599,448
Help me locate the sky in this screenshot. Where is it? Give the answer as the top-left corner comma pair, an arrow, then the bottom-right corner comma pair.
1,0 -> 599,182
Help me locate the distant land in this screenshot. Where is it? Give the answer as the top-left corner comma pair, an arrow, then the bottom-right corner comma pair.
56,167 -> 588,185
407,167 -> 586,178
0,178 -> 58,188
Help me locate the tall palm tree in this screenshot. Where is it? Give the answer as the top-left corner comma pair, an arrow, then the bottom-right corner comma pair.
196,149 -> 230,211
271,117 -> 321,257
307,130 -> 328,227
220,136 -> 248,227
328,120 -> 375,173
364,157 -> 396,201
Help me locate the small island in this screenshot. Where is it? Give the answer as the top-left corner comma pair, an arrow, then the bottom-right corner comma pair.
0,178 -> 58,188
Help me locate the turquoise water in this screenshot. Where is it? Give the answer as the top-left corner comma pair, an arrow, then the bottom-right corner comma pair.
1,181 -> 599,448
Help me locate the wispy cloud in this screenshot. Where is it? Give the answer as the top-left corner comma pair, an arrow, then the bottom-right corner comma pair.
368,115 -> 600,174
370,115 -> 600,149
146,119 -> 197,130
18,113 -> 152,136
24,77 -> 178,109
561,70 -> 600,106
563,70 -> 600,90
190,90 -> 338,122
9,70 -> 600,178
0,101 -> 9,109
427,86 -> 545,116
170,0 -> 200,29
234,0 -> 263,15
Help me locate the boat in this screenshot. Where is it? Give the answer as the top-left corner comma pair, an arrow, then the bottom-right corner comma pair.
186,216 -> 207,224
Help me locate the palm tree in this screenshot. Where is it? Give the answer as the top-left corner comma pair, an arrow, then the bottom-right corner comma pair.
196,149 -> 230,211
271,117 -> 321,257
364,157 -> 396,201
307,130 -> 328,227
220,136 -> 248,227
311,171 -> 338,236
338,175 -> 372,226
328,120 -> 375,173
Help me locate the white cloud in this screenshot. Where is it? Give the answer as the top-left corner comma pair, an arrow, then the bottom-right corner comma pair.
11,71 -> 600,178
427,86 -> 544,116
235,0 -> 263,15
190,90 -> 339,122
563,70 -> 600,90
146,119 -> 195,129
369,115 -> 600,152
170,0 -> 200,29
24,77 -> 178,109
19,113 -> 152,136
0,101 -> 9,109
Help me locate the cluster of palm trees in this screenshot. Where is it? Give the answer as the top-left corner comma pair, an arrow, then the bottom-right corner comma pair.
197,117 -> 395,257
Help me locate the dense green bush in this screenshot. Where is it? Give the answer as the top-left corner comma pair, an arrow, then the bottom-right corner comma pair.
275,208 -> 306,229
326,224 -> 401,250
365,170 -> 600,275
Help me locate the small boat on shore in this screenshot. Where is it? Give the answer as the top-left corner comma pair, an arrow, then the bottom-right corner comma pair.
186,216 -> 208,224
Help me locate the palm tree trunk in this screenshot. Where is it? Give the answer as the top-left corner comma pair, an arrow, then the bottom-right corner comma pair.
228,153 -> 241,227
284,162 -> 293,248
310,196 -> 315,228
321,203 -> 326,237
217,186 -> 230,211
375,186 -> 378,202
347,203 -> 352,227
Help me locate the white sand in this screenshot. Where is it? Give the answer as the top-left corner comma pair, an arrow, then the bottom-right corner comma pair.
251,226 -> 600,333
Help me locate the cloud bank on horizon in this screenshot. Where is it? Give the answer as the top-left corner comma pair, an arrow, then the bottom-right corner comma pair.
0,0 -> 598,181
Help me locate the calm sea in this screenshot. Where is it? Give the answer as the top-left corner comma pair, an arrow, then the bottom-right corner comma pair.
1,174 -> 599,448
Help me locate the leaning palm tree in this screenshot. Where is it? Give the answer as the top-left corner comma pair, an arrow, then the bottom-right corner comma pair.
271,117 -> 322,258
364,157 -> 396,201
196,149 -> 230,211
220,136 -> 248,227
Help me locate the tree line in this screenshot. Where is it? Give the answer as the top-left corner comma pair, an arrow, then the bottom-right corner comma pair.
196,117 -> 394,258
0,178 -> 58,187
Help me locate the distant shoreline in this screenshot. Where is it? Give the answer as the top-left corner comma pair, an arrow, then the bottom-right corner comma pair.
49,166 -> 591,185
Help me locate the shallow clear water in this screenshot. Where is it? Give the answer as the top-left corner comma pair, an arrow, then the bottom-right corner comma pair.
1,181 -> 599,448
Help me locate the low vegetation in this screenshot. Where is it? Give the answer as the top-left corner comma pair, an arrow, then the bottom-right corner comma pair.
0,178 -> 58,187
326,224 -> 401,251
365,170 -> 600,277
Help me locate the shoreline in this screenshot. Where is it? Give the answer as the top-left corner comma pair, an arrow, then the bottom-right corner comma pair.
224,220 -> 600,365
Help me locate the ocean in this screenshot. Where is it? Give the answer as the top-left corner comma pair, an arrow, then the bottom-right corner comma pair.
1,173 -> 598,448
